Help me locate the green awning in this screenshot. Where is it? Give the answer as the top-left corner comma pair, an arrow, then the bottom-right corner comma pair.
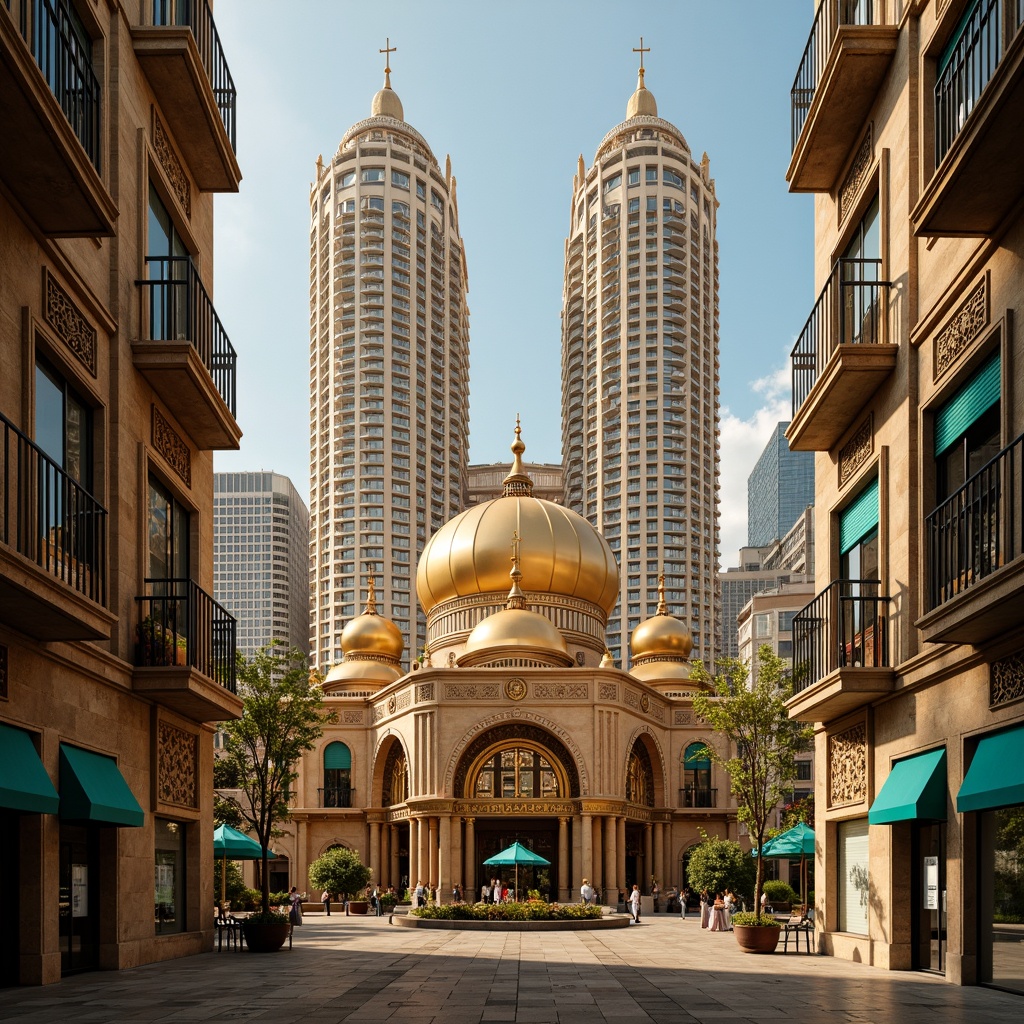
59,744 -> 144,827
957,725 -> 1024,813
869,748 -> 947,824
0,723 -> 59,814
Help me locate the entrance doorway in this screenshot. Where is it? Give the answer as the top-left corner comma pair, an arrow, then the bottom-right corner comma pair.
59,824 -> 99,975
474,820 -> 557,900
911,822 -> 947,973
624,822 -> 646,890
0,811 -> 19,986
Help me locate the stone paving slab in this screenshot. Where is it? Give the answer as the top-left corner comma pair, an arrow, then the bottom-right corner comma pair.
0,913 -> 1021,1023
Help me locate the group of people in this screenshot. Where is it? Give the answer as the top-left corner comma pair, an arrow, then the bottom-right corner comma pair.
482,878 -> 515,903
698,888 -> 738,930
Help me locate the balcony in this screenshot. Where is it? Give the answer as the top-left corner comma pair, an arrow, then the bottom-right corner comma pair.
919,432 -> 1024,644
678,786 -> 718,809
0,0 -> 116,236
133,256 -> 241,450
132,0 -> 240,191
318,787 -> 354,808
133,577 -> 241,722
787,0 -> 898,192
0,410 -> 112,640
787,579 -> 894,722
787,258 -> 896,452
913,0 -> 1024,236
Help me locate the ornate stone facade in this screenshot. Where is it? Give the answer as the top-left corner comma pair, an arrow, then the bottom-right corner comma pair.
991,652 -> 1024,708
157,721 -> 197,808
154,114 -> 191,218
828,722 -> 867,807
839,127 -> 872,225
152,406 -> 192,488
934,278 -> 988,381
839,417 -> 873,488
43,269 -> 96,376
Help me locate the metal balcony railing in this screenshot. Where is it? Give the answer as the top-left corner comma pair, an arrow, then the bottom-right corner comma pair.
926,432 -> 1024,609
135,577 -> 236,692
790,258 -> 888,416
679,786 -> 717,808
934,0 -> 1023,165
151,0 -> 236,150
791,1 -> 881,147
0,409 -> 107,604
17,0 -> 101,168
318,787 -> 354,808
792,579 -> 892,694
138,256 -> 238,415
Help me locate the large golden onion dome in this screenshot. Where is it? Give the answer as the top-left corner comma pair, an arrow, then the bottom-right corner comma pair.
322,575 -> 404,692
629,575 -> 694,684
417,423 -> 619,616
458,548 -> 573,669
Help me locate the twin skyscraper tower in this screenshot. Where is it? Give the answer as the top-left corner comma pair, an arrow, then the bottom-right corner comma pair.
308,46 -> 721,673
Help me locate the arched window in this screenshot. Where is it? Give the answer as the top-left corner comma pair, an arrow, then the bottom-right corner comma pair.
682,742 -> 712,807
472,747 -> 561,799
382,744 -> 408,806
323,742 -> 351,807
626,739 -> 655,807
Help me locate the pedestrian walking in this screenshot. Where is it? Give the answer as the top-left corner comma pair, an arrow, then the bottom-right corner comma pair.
580,878 -> 594,905
414,880 -> 425,908
288,887 -> 306,926
321,889 -> 332,916
629,883 -> 641,924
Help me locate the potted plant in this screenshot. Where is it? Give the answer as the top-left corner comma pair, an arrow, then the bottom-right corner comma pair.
216,644 -> 334,952
692,646 -> 813,954
137,615 -> 173,665
308,847 -> 372,916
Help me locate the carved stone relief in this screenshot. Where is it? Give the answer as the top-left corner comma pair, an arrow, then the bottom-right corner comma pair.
599,683 -> 618,701
840,127 -> 872,225
934,278 -> 988,381
44,270 -> 96,376
416,683 -> 435,702
342,710 -> 363,724
674,710 -> 694,726
154,113 -> 191,218
157,721 -> 197,807
839,417 -> 873,488
152,407 -> 192,488
991,652 -> 1024,707
828,721 -> 867,807
534,682 -> 588,700
443,683 -> 501,700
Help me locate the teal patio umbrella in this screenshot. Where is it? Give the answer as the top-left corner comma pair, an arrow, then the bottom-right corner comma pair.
483,841 -> 551,899
753,822 -> 815,905
214,824 -> 274,903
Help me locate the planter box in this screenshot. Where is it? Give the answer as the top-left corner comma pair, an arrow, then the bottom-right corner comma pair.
242,920 -> 290,953
348,901 -> 368,915
733,923 -> 781,954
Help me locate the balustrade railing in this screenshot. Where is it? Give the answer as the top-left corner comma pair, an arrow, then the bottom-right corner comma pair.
679,786 -> 717,808
136,577 -> 236,692
926,432 -> 1024,608
792,579 -> 891,694
138,256 -> 237,415
0,409 -> 107,605
790,258 -> 888,416
318,787 -> 354,808
791,0 -> 879,147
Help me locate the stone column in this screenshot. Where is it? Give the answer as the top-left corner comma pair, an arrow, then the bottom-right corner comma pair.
369,821 -> 381,885
415,817 -> 427,887
558,817 -> 569,902
464,817 -> 476,896
604,816 -> 617,899
380,821 -> 390,888
592,816 -> 603,898
438,816 -> 451,901
643,822 -> 653,891
428,817 -> 439,889
653,821 -> 664,891
617,817 -> 626,895
581,813 -> 592,886
390,824 -> 400,891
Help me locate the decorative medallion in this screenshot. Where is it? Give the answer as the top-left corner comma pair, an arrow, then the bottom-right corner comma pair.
839,416 -> 873,488
575,652 -> 586,666
991,652 -> 1024,707
387,695 -> 397,715
157,721 -> 197,807
934,278 -> 988,381
828,721 -> 867,807
839,127 -> 872,225
43,269 -> 96,376
152,407 -> 192,488
639,692 -> 651,713
505,677 -> 527,701
417,683 -> 435,702
534,682 -> 588,700
154,113 -> 191,218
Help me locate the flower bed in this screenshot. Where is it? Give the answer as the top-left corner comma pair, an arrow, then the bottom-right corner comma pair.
412,900 -> 602,922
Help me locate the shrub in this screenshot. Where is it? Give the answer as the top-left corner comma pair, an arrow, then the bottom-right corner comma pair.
762,880 -> 799,904
685,832 -> 755,903
410,900 -> 601,922
234,887 -> 262,911
308,847 -> 372,899
730,911 -> 781,928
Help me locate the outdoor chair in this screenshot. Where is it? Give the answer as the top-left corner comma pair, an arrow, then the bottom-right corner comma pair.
215,912 -> 244,951
783,907 -> 814,953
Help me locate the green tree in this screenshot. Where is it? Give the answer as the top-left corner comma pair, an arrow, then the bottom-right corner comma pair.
212,756 -> 244,829
308,847 -> 372,901
216,644 -> 334,917
691,646 -> 813,923
685,831 -> 755,901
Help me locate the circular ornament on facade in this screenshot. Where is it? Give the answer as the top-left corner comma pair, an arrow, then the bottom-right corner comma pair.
387,695 -> 397,715
505,677 -> 527,702
639,693 -> 650,713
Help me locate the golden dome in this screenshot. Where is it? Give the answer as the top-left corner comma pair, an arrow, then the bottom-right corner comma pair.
630,575 -> 693,662
371,66 -> 404,120
340,574 -> 404,660
626,67 -> 658,119
323,659 -> 403,687
417,423 -> 619,616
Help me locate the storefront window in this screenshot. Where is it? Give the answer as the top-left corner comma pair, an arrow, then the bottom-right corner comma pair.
154,819 -> 185,934
980,804 -> 1024,993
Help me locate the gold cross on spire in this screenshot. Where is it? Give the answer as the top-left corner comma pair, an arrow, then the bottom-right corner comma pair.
379,36 -> 397,74
633,36 -> 650,71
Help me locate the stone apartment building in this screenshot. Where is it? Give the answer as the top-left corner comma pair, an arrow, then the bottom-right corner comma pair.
0,0 -> 242,984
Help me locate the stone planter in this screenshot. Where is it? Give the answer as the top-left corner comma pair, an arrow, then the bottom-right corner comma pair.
733,923 -> 781,954
242,919 -> 290,953
348,900 -> 369,915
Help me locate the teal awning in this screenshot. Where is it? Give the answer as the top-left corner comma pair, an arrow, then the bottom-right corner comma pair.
839,477 -> 879,554
869,748 -> 947,824
957,725 -> 1024,813
0,723 -> 59,814
324,741 -> 351,770
59,744 -> 144,827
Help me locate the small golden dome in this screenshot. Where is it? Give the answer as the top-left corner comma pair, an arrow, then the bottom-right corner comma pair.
460,608 -> 571,666
371,68 -> 404,121
626,67 -> 658,119
630,575 -> 693,661
340,575 -> 404,660
323,659 -> 403,687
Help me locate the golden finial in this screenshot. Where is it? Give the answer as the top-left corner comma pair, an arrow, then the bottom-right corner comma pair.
600,648 -> 615,668
421,643 -> 432,668
501,416 -> 534,497
364,565 -> 379,615
633,36 -> 650,86
379,36 -> 397,88
506,531 -> 526,610
656,572 -> 668,616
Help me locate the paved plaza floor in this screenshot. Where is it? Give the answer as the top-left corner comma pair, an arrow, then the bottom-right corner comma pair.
1,912 -> 1022,1023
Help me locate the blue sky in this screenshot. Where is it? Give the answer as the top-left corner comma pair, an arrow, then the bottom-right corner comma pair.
212,0 -> 815,565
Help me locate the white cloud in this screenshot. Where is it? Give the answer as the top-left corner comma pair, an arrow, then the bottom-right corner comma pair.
718,363 -> 792,568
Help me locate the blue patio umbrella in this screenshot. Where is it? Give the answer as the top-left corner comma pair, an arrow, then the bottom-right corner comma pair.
752,822 -> 815,905
214,824 -> 275,903
483,841 -> 551,899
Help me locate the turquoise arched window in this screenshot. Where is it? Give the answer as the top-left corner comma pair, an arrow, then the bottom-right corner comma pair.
323,742 -> 351,807
682,742 -> 712,808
